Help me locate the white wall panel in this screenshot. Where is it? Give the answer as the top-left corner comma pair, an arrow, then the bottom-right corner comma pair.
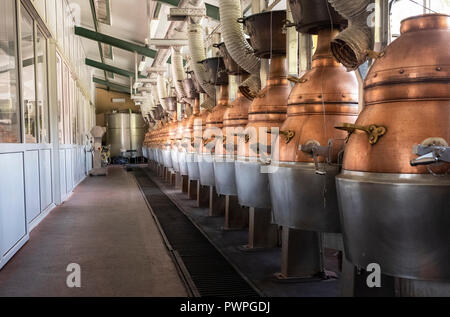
59,149 -> 67,200
0,153 -> 26,256
65,148 -> 73,192
39,149 -> 53,211
24,150 -> 41,223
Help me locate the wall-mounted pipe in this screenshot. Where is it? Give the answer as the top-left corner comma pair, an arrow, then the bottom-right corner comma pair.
328,0 -> 375,70
218,0 -> 261,99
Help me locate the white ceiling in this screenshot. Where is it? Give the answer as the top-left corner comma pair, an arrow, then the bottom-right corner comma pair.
70,0 -> 221,89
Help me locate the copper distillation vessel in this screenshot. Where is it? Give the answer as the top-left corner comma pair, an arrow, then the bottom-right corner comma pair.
268,21 -> 358,280
177,77 -> 197,180
196,56 -> 229,215
212,42 -> 252,230
336,14 -> 450,296
233,10 -> 291,249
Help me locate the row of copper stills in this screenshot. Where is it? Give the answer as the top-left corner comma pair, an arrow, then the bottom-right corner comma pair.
142,0 -> 449,296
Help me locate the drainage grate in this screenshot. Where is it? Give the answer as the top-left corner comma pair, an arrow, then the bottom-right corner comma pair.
134,168 -> 259,297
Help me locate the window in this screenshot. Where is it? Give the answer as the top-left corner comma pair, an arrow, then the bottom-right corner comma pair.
63,63 -> 70,144
56,53 -> 63,143
390,0 -> 450,42
21,5 -> 37,143
0,0 -> 20,143
36,27 -> 49,143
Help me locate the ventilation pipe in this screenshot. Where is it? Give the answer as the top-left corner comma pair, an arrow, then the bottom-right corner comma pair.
171,46 -> 186,100
218,0 -> 261,99
200,94 -> 215,110
328,0 -> 375,70
187,1 -> 216,99
151,84 -> 160,106
157,74 -> 169,109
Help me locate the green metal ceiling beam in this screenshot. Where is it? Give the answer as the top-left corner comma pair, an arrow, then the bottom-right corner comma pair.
156,0 -> 220,20
89,0 -> 109,82
75,26 -> 157,59
93,77 -> 130,94
86,58 -> 145,79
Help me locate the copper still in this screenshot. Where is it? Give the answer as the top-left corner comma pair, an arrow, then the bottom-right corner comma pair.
234,10 -> 291,209
178,78 -> 197,177
269,28 -> 358,233
214,42 -> 252,196
197,57 -> 229,187
184,73 -> 207,182
336,14 -> 450,288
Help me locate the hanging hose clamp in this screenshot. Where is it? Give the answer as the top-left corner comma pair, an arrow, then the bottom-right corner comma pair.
298,140 -> 333,175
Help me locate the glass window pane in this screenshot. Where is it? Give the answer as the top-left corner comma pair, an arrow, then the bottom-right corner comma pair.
21,6 -> 37,143
36,27 -> 49,143
47,0 -> 57,36
56,54 -> 63,143
34,0 -> 46,22
0,0 -> 20,143
56,0 -> 63,47
63,63 -> 70,144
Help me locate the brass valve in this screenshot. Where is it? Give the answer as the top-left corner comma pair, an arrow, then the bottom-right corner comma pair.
335,123 -> 387,145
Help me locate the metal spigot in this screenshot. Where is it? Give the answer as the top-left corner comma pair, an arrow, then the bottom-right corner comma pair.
410,144 -> 450,166
299,140 -> 333,175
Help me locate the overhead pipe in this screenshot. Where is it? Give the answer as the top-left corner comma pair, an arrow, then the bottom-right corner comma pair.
157,74 -> 169,109
327,0 -> 375,70
171,46 -> 187,99
218,0 -> 261,99
185,0 -> 216,99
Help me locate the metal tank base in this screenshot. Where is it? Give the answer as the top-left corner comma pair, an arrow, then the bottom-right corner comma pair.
171,149 -> 180,172
214,155 -> 248,230
234,159 -> 271,209
162,149 -> 172,169
213,155 -> 237,196
178,151 -> 188,176
269,162 -> 341,233
336,170 -> 450,281
198,154 -> 215,186
234,159 -> 278,249
186,153 -> 200,180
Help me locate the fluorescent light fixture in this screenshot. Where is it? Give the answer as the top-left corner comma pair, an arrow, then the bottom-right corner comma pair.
111,98 -> 126,103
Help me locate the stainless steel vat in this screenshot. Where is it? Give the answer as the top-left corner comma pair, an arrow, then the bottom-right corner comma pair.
106,113 -> 147,157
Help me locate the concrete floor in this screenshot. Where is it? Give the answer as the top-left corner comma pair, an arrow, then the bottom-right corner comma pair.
0,166 -> 187,297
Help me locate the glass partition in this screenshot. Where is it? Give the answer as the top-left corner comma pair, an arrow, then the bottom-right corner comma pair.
0,0 -> 20,143
21,5 -> 37,144
36,27 -> 49,143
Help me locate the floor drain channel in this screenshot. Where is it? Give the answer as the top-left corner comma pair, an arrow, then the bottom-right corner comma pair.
134,168 -> 259,297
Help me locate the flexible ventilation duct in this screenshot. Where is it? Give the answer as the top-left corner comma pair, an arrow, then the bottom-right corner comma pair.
200,94 -> 215,110
151,84 -> 160,106
188,19 -> 216,98
157,74 -> 169,109
218,0 -> 261,98
328,0 -> 374,70
171,46 -> 186,99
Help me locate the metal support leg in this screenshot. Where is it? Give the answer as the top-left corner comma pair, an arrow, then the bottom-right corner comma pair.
187,179 -> 197,200
208,186 -> 225,217
174,172 -> 182,189
241,207 -> 278,250
340,255 -> 396,297
181,175 -> 189,193
223,195 -> 249,230
196,181 -> 209,208
275,227 -> 323,280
